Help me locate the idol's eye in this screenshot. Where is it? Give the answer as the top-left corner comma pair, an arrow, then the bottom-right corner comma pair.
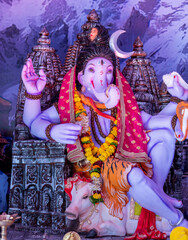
107,68 -> 113,74
83,195 -> 88,199
88,67 -> 95,73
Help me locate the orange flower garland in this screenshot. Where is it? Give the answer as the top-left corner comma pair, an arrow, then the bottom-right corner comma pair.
74,88 -> 118,204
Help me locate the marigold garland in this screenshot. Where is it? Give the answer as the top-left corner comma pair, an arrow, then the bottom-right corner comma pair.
74,89 -> 118,204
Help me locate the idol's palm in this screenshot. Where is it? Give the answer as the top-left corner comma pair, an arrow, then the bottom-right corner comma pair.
21,58 -> 46,94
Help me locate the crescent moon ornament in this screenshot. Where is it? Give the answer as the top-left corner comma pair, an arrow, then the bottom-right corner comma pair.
109,30 -> 134,59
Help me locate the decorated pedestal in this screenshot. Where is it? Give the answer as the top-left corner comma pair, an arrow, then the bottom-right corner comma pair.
8,140 -> 68,233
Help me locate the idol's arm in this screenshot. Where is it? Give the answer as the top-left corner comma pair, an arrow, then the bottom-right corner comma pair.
22,59 -> 81,144
23,98 -> 42,128
141,71 -> 188,132
30,106 -> 81,144
22,58 -> 47,128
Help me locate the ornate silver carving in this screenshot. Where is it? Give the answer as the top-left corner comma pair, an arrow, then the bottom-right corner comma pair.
42,165 -> 52,184
37,214 -> 52,227
55,187 -> 64,213
26,185 -> 39,210
52,215 -> 65,231
22,213 -> 38,227
55,165 -> 64,185
10,186 -> 23,208
9,140 -> 66,232
27,166 -> 38,184
42,186 -> 53,212
12,166 -> 23,184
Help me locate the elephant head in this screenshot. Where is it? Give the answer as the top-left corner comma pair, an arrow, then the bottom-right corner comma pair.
76,47 -> 120,109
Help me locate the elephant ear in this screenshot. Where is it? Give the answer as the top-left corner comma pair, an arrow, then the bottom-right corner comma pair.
175,101 -> 188,141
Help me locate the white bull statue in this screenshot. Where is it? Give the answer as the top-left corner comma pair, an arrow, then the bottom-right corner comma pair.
64,174 -> 127,237
64,174 -> 173,237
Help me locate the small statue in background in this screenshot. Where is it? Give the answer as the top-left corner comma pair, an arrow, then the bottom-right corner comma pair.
63,9 -> 110,76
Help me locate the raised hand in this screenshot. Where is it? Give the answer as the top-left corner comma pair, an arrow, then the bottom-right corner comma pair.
21,58 -> 46,94
50,123 -> 82,144
163,72 -> 188,101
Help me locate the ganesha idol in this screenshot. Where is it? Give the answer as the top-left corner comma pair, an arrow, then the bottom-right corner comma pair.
21,30 -> 188,239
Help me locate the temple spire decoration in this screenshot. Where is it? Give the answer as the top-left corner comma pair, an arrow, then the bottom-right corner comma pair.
9,28 -> 67,233
15,28 -> 63,141
122,36 -> 160,114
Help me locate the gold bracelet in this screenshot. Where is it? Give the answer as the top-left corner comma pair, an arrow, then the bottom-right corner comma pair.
25,91 -> 43,100
45,123 -> 57,141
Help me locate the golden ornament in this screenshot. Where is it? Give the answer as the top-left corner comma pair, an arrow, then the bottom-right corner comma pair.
63,231 -> 81,240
